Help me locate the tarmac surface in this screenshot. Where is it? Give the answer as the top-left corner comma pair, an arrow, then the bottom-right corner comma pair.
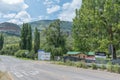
0,55 -> 120,80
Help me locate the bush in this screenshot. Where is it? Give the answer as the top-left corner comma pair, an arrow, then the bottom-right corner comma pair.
0,50 -> 5,55
113,64 -> 120,73
15,50 -> 28,58
66,61 -> 74,66
107,62 -> 114,72
100,64 -> 106,70
1,44 -> 19,55
26,50 -> 35,59
116,50 -> 120,57
91,63 -> 98,70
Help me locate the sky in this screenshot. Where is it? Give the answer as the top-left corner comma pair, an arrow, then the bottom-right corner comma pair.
0,0 -> 82,24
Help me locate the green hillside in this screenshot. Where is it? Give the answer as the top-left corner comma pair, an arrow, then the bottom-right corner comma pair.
28,20 -> 72,32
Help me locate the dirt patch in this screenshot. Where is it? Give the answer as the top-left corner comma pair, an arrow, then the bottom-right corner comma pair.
0,71 -> 13,80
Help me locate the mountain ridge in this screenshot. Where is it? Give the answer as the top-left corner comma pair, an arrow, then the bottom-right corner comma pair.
0,20 -> 72,36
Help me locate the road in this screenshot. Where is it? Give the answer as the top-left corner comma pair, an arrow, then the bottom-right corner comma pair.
0,55 -> 119,80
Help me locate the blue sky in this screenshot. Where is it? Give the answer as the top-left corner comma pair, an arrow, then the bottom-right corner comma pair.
0,0 -> 82,24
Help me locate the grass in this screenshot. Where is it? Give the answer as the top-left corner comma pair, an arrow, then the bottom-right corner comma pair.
52,61 -> 120,74
0,71 -> 13,80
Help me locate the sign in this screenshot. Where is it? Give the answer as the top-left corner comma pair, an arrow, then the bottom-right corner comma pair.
38,50 -> 51,60
95,52 -> 106,59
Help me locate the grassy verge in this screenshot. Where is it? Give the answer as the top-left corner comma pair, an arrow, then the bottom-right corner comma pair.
0,71 -> 13,80
52,61 -> 120,74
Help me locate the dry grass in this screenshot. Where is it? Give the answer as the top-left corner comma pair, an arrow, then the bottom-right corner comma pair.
0,71 -> 13,80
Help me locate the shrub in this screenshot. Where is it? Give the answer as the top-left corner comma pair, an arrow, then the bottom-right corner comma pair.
113,64 -> 120,73
15,50 -> 28,58
75,62 -> 83,68
26,50 -> 35,59
75,62 -> 87,68
1,44 -> 19,55
116,50 -> 120,57
66,61 -> 74,66
101,64 -> 106,70
0,50 -> 5,55
91,63 -> 98,70
107,62 -> 114,72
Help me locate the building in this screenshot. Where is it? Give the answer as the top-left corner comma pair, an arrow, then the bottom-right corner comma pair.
85,52 -> 95,60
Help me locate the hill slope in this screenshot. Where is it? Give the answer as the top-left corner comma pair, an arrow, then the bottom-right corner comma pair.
0,20 -> 72,36
0,22 -> 20,36
28,20 -> 72,32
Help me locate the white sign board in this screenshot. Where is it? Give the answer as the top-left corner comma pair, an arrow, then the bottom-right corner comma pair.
38,50 -> 51,60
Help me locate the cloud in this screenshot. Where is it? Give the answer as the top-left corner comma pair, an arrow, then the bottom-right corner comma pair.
0,0 -> 31,24
47,5 -> 60,14
8,11 -> 31,24
3,13 -> 16,18
58,0 -> 82,21
44,0 -> 61,14
8,19 -> 20,24
0,0 -> 28,14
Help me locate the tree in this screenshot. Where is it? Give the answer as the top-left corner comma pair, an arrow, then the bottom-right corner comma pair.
20,23 -> 32,51
0,34 -> 4,50
34,27 -> 40,53
26,25 -> 32,51
72,0 -> 120,55
44,19 -> 67,59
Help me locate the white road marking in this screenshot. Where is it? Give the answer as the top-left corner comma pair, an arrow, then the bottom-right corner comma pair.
14,72 -> 23,78
29,71 -> 39,75
21,71 -> 29,76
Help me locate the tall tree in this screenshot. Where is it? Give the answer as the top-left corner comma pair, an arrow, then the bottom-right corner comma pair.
26,25 -> 32,51
34,27 -> 40,53
45,19 -> 67,59
72,0 -> 120,55
0,34 -> 4,50
20,23 -> 32,51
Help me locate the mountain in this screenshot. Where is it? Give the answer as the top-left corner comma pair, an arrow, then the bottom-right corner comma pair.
0,22 -> 20,36
0,20 -> 72,36
28,20 -> 72,32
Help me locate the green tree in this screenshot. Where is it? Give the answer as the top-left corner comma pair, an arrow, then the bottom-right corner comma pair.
72,0 -> 120,54
20,23 -> 32,51
26,25 -> 32,51
0,34 -> 4,50
34,27 -> 40,53
45,19 -> 67,59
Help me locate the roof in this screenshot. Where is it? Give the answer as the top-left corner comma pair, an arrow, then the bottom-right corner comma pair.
87,52 -> 95,56
67,52 -> 81,55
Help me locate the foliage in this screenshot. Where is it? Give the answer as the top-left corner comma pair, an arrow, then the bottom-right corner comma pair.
116,50 -> 120,57
44,19 -> 67,59
113,64 -> 120,73
65,61 -> 74,66
26,50 -> 36,59
75,62 -> 87,68
91,63 -> 98,70
0,44 -> 19,55
100,64 -> 106,70
107,62 -> 114,72
72,0 -> 120,55
19,23 -> 32,51
0,34 -> 4,50
34,27 -> 40,53
15,50 -> 28,58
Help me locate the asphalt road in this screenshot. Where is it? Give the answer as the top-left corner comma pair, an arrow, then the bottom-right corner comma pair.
0,55 -> 120,80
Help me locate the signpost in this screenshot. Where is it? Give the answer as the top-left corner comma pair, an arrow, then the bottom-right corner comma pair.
38,50 -> 51,60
